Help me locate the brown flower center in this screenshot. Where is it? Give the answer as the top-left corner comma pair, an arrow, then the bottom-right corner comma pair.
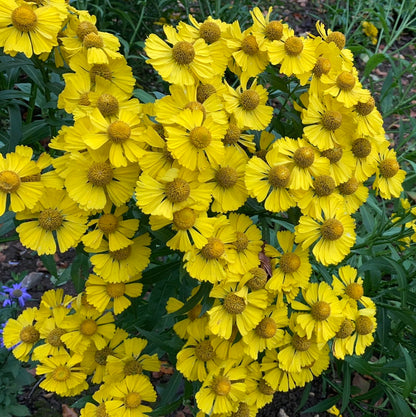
223,123 -> 241,145
90,64 -> 112,82
124,360 -> 143,376
95,346 -> 113,365
336,71 -> 356,91
20,325 -> 40,343
284,36 -> 303,56
46,328 -> 66,347
173,207 -> 196,230
279,252 -> 301,273
247,268 -> 268,290
321,218 -> 344,240
268,165 -> 290,188
52,366 -> 71,382
110,245 -> 132,261
338,178 -> 359,195
12,6 -> 37,32
165,178 -> 191,203
256,317 -> 277,338
293,146 -> 315,168
38,209 -> 64,231
197,84 -> 216,103
326,31 -> 346,49
76,21 -> 98,41
352,138 -> 372,158
80,319 -> 98,336
231,402 -> 250,417
79,92 -> 91,106
215,166 -> 239,188
223,293 -> 246,314
241,35 -> 259,55
212,376 -> 231,396
322,147 -> 343,163
312,56 -> 331,77
194,340 -> 215,361
106,282 -> 126,298
240,90 -> 260,111
83,32 -> 104,48
335,319 -> 355,338
291,333 -> 311,351
345,282 -> 364,300
98,213 -> 119,233
311,300 -> 331,321
108,120 -> 131,143
199,21 -> 221,44
322,111 -> 342,131
172,41 -> 195,65
234,231 -> 249,252
258,378 -> 275,395
265,21 -> 283,41
355,97 -> 375,116
201,237 -> 225,260
125,392 -> 141,408
97,94 -> 119,117
314,175 -> 336,196
0,171 -> 21,193
189,126 -> 211,149
379,158 -> 399,178
87,162 -> 113,186
355,315 -> 374,335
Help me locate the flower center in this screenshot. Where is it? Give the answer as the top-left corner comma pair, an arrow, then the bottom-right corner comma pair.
125,392 -> 141,408
12,6 -> 37,32
314,175 -> 336,196
321,218 -> 344,240
212,376 -> 231,396
172,41 -> 195,65
268,165 -> 290,188
95,346 -> 113,365
258,378 -> 275,395
187,304 -> 202,321
294,146 -> 315,168
124,360 -> 143,376
240,90 -> 260,111
355,315 -> 374,335
256,317 -> 277,338
108,120 -> 131,144
20,325 -> 40,343
291,333 -> 311,351
76,21 -> 98,41
223,123 -> 241,145
355,97 -> 375,116
11,289 -> 23,298
215,166 -> 239,188
47,328 -> 66,347
321,147 -> 343,163
312,57 -> 331,77
80,319 -> 98,336
338,178 -> 359,195
173,207 -> 196,230
352,138 -> 371,158
311,300 -> 331,321
83,32 -> 104,48
165,178 -> 191,203
106,282 -> 126,298
201,237 -> 225,260
279,252 -> 301,273
345,282 -> 364,300
326,31 -> 346,49
265,21 -> 283,41
199,21 -> 221,44
0,171 -> 21,193
197,84 -> 216,103
110,245 -> 132,261
241,35 -> 259,55
231,403 -> 250,417
223,293 -> 246,314
336,71 -> 356,91
247,268 -> 268,290
195,339 -> 215,361
322,111 -> 342,131
38,209 -> 64,231
284,36 -> 303,56
335,319 -> 355,338
379,158 -> 399,178
98,213 -> 119,233
87,162 -> 113,186
21,173 -> 41,183
96,404 -> 108,417
184,101 -> 206,119
90,64 -> 112,83
234,231 -> 249,252
97,94 -> 119,117
52,366 -> 71,382
189,126 -> 211,149
79,92 -> 91,106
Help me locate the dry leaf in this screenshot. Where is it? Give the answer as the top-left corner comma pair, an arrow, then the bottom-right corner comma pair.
62,404 -> 78,417
352,372 -> 371,396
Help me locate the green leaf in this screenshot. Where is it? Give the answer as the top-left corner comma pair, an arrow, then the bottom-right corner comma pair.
295,382 -> 311,412
133,88 -> 156,103
363,53 -> 387,77
156,370 -> 183,408
341,362 -> 351,413
399,345 -> 416,397
7,104 -> 22,153
150,399 -> 182,417
7,404 -> 30,417
70,252 -> 89,293
39,254 -> 58,278
387,389 -> 412,416
71,395 -> 94,409
302,395 -> 340,413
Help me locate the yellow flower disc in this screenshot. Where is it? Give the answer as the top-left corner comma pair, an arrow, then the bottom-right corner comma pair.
201,237 -> 225,260
311,300 -> 331,321
335,319 -> 355,338
326,31 -> 346,49
80,319 -> 98,336
77,21 -> 98,41
96,404 -> 107,417
258,378 -> 275,395
215,166 -> 239,188
291,333 -> 311,351
90,64 -> 112,82
223,293 -> 246,314
293,146 -> 315,168
212,376 -> 232,396
189,126 -> 211,149
322,147 -> 343,163
95,347 -> 112,365
173,207 -> 196,230
199,21 -> 221,44
321,218 -> 344,240
83,32 -> 104,48
97,94 -> 119,117
231,402 -> 250,417
38,209 -> 64,231
284,36 -> 304,56
197,84 -> 216,103
108,120 -> 131,143
355,97 -> 375,116
313,57 -> 331,77
165,178 -> 191,203
110,246 -> 132,261
172,41 -> 195,65
20,325 -> 40,343
268,165 -> 290,188
355,315 -> 374,335
223,123 -> 241,145
0,170 -> 21,193
247,268 -> 267,290
87,162 -> 113,186
345,282 -> 364,300
322,111 -> 342,131
338,178 -> 359,195
98,213 -> 119,233
195,340 -> 215,361
256,317 -> 277,339
106,282 -> 126,298
314,175 -> 336,196
352,138 -> 371,158
234,231 -> 249,252
124,360 -> 143,376
46,328 -> 66,347
52,366 -> 71,382
379,158 -> 399,178
336,71 -> 356,91
241,35 -> 259,56
265,21 -> 284,41
79,92 -> 91,106
240,90 -> 260,111
279,252 -> 301,274
125,392 -> 142,408
12,6 -> 37,32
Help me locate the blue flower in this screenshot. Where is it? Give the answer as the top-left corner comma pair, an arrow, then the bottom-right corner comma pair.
2,283 -> 31,308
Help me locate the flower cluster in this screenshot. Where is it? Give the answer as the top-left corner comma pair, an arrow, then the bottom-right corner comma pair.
0,2 -> 408,416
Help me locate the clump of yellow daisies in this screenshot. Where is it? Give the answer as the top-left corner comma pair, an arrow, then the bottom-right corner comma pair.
0,2 -> 408,416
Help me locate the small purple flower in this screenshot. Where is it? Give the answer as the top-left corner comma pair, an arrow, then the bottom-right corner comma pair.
2,283 -> 31,308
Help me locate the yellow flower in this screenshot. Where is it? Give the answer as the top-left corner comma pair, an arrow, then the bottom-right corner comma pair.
245,361 -> 276,409
362,21 -> 378,45
353,96 -> 385,137
320,146 -> 355,186
350,135 -> 380,182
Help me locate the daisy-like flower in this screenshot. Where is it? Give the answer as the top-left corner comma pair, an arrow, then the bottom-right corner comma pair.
2,282 -> 31,307
320,146 -> 355,186
295,199 -> 356,266
250,7 -> 291,46
337,177 -> 369,214
353,96 -> 385,137
0,146 -> 44,216
349,308 -> 377,355
291,282 -> 345,343
222,118 -> 256,154
82,205 -> 139,252
3,307 -> 40,361
208,282 -> 269,339
104,374 -> 157,417
223,79 -> 273,131
37,288 -> 73,321
0,1 -> 65,58
145,24 -> 214,85
16,189 -> 88,255
87,234 -> 151,283
36,351 -> 88,396
85,273 -> 143,314
245,361 -> 276,409
165,109 -> 227,171
350,135 -> 380,182
195,360 -> 247,415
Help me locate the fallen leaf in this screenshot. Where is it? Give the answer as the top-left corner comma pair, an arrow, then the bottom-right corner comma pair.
352,372 -> 371,396
62,404 -> 78,417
